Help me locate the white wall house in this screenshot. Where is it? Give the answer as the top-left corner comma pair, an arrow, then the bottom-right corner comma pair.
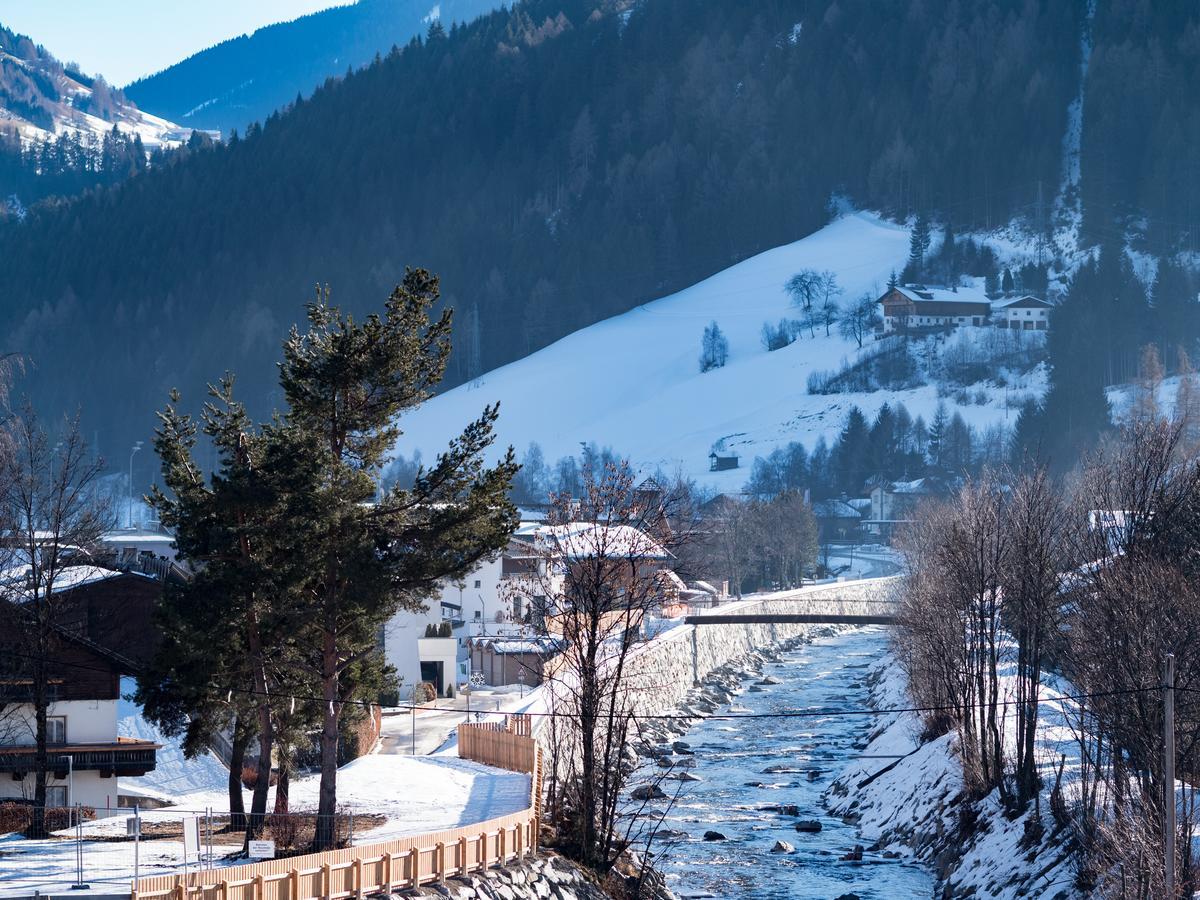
993,295 -> 1051,330
0,638 -> 158,811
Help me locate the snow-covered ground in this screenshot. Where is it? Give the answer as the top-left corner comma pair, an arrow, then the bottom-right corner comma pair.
116,678 -> 230,803
0,754 -> 531,895
391,210 -> 1046,491
830,646 -> 1088,899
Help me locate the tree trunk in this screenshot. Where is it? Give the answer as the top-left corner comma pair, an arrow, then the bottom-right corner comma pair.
228,720 -> 250,830
29,653 -> 48,838
245,710 -> 273,842
313,625 -> 340,851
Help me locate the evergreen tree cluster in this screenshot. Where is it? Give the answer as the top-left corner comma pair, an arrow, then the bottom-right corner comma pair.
0,0 -> 1081,463
746,400 -> 1004,501
0,127 -> 155,207
1014,242 -> 1200,468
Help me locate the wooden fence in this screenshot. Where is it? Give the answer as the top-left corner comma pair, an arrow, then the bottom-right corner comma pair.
132,718 -> 540,900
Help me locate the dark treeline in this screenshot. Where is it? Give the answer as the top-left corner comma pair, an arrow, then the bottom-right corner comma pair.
1015,241 -> 1200,467
746,401 -> 1007,502
0,0 -> 1079,466
0,128 -> 146,207
1081,0 -> 1200,251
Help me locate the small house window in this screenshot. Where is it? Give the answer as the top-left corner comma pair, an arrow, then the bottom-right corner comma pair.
474,580 -> 481,589
474,609 -> 481,621
46,785 -> 67,808
47,716 -> 66,745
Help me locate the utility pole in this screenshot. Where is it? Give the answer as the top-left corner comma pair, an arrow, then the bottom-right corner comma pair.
1165,652 -> 1176,897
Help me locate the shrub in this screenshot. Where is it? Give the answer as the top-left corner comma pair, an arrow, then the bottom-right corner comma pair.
0,803 -> 93,835
414,681 -> 437,703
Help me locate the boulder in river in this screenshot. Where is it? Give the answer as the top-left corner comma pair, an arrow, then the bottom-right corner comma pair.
770,840 -> 794,853
794,820 -> 823,833
841,844 -> 864,862
807,770 -> 822,781
703,831 -> 727,842
631,784 -> 668,801
672,741 -> 694,754
677,771 -> 703,782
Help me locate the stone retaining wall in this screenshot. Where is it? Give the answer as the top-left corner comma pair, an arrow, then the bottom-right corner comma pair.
622,578 -> 899,719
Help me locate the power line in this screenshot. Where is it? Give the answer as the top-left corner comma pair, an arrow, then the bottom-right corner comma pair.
4,646 -> 1179,724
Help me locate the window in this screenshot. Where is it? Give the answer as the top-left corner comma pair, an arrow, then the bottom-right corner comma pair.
47,717 -> 66,745
46,785 -> 67,808
474,609 -> 481,620
512,596 -> 523,619
473,580 -> 481,589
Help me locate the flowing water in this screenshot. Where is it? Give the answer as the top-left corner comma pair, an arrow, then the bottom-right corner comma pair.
652,628 -> 933,899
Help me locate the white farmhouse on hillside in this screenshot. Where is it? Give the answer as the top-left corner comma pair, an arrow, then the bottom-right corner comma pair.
992,295 -> 1051,330
877,284 -> 992,334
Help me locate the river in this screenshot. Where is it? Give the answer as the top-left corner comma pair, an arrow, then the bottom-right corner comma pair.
652,628 -> 934,899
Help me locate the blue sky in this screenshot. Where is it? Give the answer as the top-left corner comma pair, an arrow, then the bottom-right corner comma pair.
0,1 -> 347,86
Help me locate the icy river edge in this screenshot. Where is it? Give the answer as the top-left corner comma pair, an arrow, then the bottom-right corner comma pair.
625,624 -> 1083,900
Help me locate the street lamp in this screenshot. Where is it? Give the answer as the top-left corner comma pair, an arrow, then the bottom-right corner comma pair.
128,442 -> 143,529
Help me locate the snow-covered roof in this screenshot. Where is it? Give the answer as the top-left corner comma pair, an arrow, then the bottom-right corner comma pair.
471,637 -> 564,655
992,294 -> 1052,310
689,579 -> 720,595
889,284 -> 991,307
811,499 -> 861,519
888,478 -> 936,495
530,523 -> 672,560
846,498 -> 873,512
655,569 -> 688,591
0,563 -> 129,595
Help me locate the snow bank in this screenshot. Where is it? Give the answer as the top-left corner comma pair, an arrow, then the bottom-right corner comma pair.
828,654 -> 1086,899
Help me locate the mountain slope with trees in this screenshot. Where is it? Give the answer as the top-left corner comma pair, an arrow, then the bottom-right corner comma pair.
123,0 -> 502,134
0,0 -> 1085,465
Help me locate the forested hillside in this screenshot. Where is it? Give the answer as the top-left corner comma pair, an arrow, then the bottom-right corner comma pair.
0,0 -> 1088,464
0,0 -> 1084,465
123,0 -> 500,134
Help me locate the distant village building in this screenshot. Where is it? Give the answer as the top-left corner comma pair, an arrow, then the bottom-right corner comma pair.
810,498 -> 864,543
467,636 -> 563,688
877,285 -> 992,334
992,295 -> 1051,330
865,477 -> 950,539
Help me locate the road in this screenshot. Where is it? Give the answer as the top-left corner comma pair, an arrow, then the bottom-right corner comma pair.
377,687 -> 529,756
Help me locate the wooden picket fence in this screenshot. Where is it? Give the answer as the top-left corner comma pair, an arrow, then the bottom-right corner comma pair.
132,718 -> 540,900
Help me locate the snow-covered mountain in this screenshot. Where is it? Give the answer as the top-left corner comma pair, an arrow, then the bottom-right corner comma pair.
0,24 -> 194,149
392,211 -> 1048,490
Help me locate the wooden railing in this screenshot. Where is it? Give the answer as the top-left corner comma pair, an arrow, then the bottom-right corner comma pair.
132,717 -> 540,900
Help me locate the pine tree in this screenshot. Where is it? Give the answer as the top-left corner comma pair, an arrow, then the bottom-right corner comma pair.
1001,267 -> 1014,294
279,271 -> 518,850
927,402 -> 949,472
902,214 -> 931,282
832,406 -> 870,494
141,379 -> 322,842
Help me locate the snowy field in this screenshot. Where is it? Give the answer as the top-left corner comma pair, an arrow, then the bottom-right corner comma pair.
391,210 -> 1046,491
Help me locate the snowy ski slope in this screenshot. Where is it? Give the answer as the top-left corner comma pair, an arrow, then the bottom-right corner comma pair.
394,211 -> 1044,489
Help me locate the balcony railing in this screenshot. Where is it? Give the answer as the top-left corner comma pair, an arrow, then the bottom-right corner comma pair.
0,740 -> 159,777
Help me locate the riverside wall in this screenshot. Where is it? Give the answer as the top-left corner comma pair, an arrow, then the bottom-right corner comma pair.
621,577 -> 900,719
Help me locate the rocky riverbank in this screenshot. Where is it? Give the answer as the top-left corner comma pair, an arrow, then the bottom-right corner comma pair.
626,628 -> 935,899
379,850 -> 672,900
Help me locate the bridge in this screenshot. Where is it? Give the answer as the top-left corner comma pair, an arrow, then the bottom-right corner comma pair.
686,610 -> 896,626
683,582 -> 900,628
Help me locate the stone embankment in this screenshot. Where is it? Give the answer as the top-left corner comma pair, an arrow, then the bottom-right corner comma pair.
624,578 -> 898,721
380,850 -> 671,900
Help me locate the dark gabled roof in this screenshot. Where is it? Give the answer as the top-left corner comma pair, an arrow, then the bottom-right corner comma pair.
997,294 -> 1052,309
811,499 -> 861,519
